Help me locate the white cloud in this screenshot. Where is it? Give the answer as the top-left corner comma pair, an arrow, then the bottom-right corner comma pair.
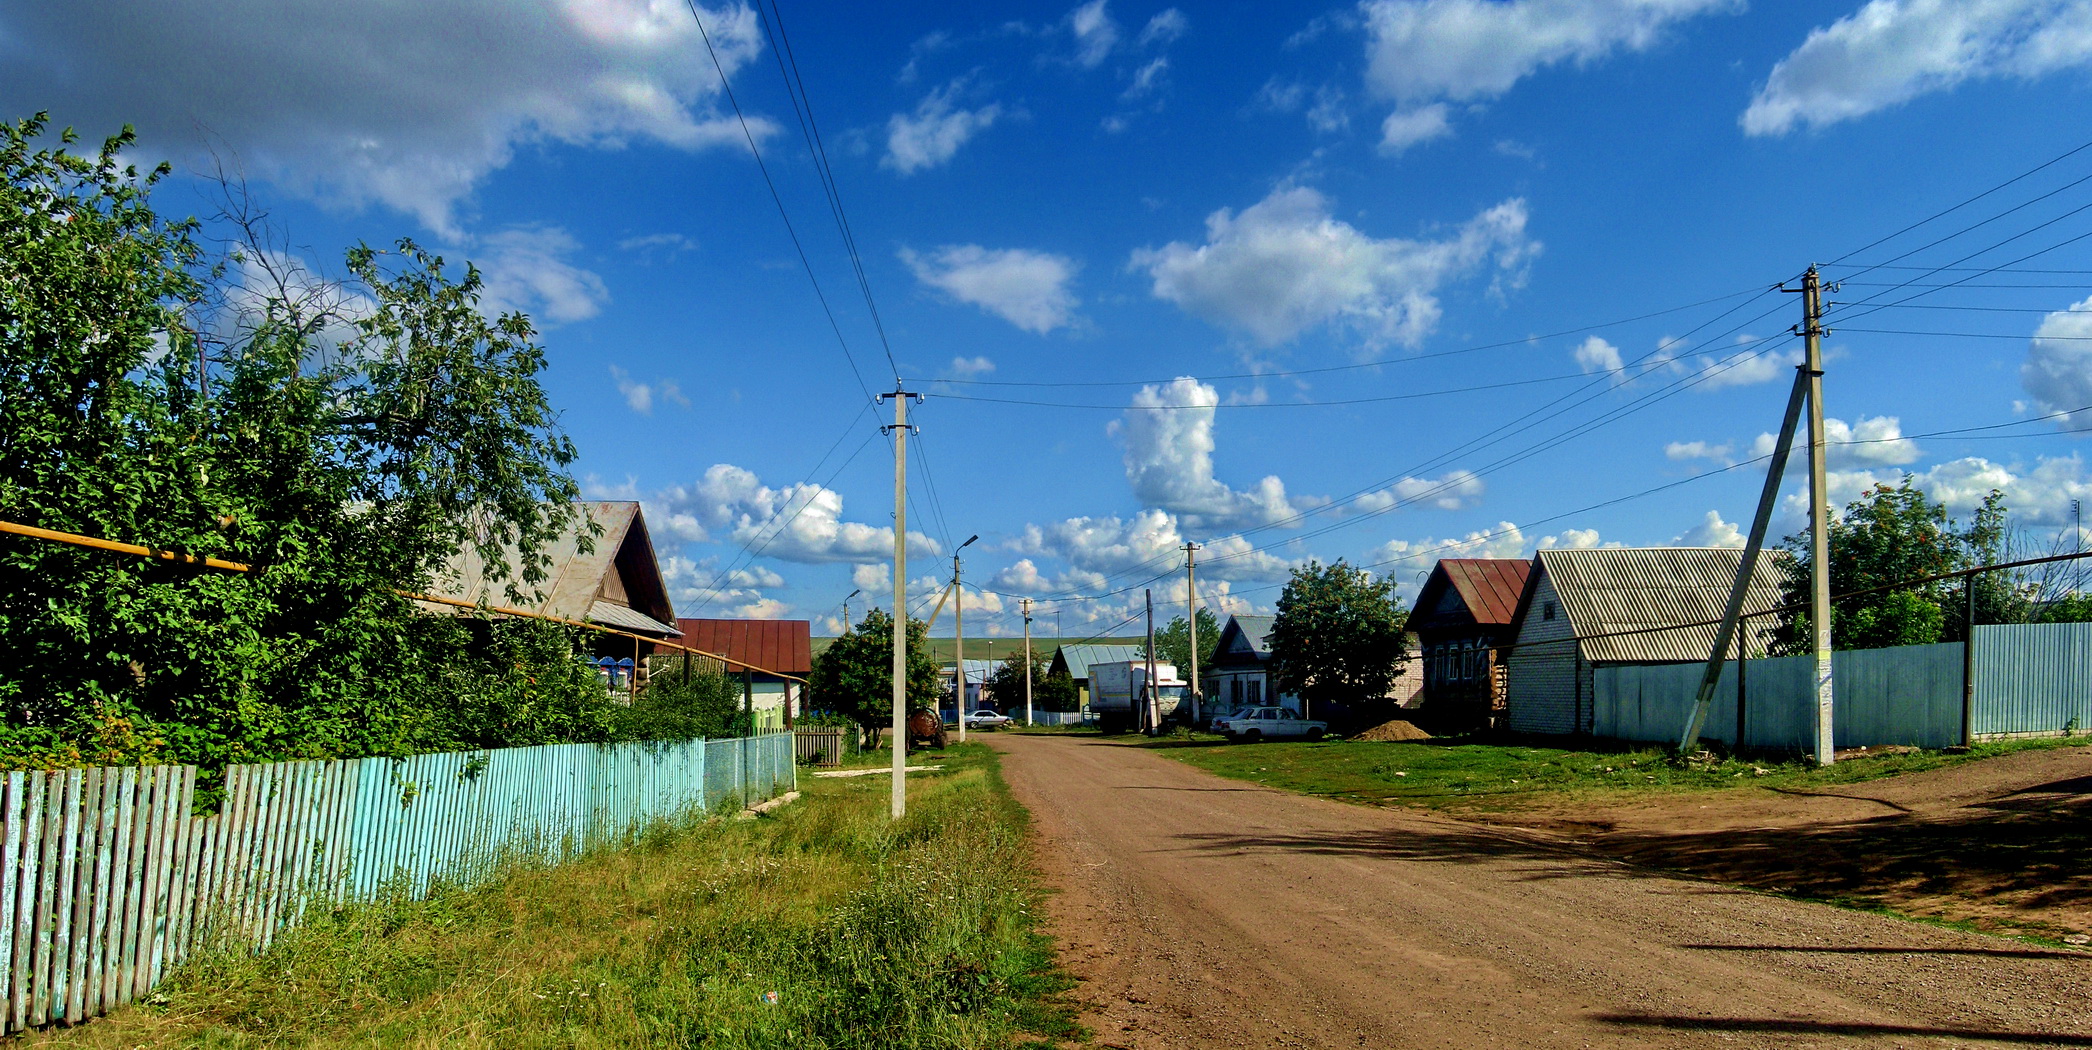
1672,510 -> 1745,548
1750,415 -> 1923,470
609,365 -> 689,415
649,463 -> 941,564
1665,439 -> 1732,462
1115,378 -> 1305,530
1138,8 -> 1189,47
1131,186 -> 1538,348
1744,0 -> 2092,136
1124,56 -> 1171,99
660,555 -> 791,620
1786,455 -> 2092,528
1378,103 -> 1453,153
617,232 -> 696,259
2022,295 -> 2092,428
948,355 -> 996,378
900,244 -> 1080,333
1542,528 -> 1612,550
1068,0 -> 1121,66
471,226 -> 608,324
0,1 -> 771,236
1011,509 -> 1299,596
883,81 -> 1002,174
1359,0 -> 1737,144
1574,335 -> 1626,381
1355,470 -> 1487,512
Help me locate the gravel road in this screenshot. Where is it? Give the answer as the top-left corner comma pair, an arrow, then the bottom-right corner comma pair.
991,734 -> 2092,1049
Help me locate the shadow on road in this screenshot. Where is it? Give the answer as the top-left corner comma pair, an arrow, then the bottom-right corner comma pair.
1597,1013 -> 2092,1046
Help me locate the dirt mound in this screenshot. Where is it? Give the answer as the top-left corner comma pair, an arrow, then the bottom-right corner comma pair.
1352,718 -> 1431,742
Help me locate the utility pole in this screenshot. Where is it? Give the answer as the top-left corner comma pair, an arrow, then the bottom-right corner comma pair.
1799,267 -> 1837,766
880,387 -> 920,818
954,535 -> 977,742
1022,597 -> 1034,727
1144,588 -> 1159,735
842,588 -> 859,632
1183,542 -> 1202,728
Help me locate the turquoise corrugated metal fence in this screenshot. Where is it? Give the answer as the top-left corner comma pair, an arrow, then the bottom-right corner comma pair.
1591,624 -> 2092,752
0,732 -> 795,1034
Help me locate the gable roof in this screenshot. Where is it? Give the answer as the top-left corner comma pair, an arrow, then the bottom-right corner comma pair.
1412,559 -> 1532,631
1518,547 -> 1792,663
674,618 -> 812,675
1221,614 -> 1276,654
423,502 -> 678,637
1052,643 -> 1142,679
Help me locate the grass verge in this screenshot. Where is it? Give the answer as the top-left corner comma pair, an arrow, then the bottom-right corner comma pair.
31,743 -> 1077,1049
1144,734 -> 2086,811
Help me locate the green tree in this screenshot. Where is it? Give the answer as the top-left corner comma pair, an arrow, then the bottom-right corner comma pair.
982,646 -> 1081,715
1140,609 -> 1221,680
0,116 -> 605,769
1267,560 -> 1408,724
1775,480 -> 2030,652
806,609 -> 940,747
609,661 -> 748,743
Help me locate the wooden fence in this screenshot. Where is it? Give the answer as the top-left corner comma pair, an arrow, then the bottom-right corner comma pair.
0,732 -> 795,1034
792,728 -> 847,768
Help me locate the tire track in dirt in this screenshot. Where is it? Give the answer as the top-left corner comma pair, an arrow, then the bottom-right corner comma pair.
993,734 -> 2092,1049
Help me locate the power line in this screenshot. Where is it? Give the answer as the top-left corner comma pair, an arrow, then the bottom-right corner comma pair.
681,0 -> 880,399
1825,135 -> 2092,271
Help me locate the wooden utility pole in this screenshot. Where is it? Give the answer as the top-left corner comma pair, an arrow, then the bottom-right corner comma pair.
953,536 -> 978,742
1144,589 -> 1159,735
1800,268 -> 1837,765
1022,597 -> 1034,726
1183,542 -> 1201,728
880,388 -> 920,818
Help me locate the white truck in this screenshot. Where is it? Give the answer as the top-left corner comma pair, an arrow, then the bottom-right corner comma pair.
1088,660 -> 1191,734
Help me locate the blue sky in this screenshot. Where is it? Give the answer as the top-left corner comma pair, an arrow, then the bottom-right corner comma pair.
9,0 -> 2092,638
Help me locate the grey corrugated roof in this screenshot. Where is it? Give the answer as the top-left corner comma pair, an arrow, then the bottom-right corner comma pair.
588,600 -> 679,637
1229,614 -> 1276,653
1538,547 -> 1792,663
421,502 -> 679,638
1054,644 -> 1142,679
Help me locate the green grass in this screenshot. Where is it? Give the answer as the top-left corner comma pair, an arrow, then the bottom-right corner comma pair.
1149,734 -> 2089,811
35,743 -> 1077,1049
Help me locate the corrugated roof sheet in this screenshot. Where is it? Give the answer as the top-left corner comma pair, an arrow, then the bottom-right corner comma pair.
1538,547 -> 1792,663
422,502 -> 679,637
1054,644 -> 1143,679
589,600 -> 679,637
674,618 -> 813,675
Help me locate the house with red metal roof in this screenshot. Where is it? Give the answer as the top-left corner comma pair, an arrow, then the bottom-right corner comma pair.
1409,559 -> 1534,730
671,618 -> 812,729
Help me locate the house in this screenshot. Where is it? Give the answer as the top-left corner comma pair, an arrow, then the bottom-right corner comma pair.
1504,548 -> 1789,736
1210,613 -> 1422,722
673,618 -> 813,731
1409,559 -> 1533,729
1208,615 -> 1299,715
420,501 -> 680,691
1046,644 -> 1143,710
940,658 -> 998,715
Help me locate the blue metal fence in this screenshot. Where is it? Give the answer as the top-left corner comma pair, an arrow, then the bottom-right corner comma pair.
0,732 -> 794,1034
1592,623 -> 2092,752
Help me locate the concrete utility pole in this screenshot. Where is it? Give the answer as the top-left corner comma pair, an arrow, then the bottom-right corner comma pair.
1144,588 -> 1160,735
954,534 -> 977,742
842,588 -> 859,632
1799,268 -> 1837,766
1183,541 -> 1202,728
880,387 -> 920,818
1022,597 -> 1034,726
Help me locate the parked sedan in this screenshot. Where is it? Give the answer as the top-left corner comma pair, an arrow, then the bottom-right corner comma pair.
963,708 -> 1015,730
1220,706 -> 1328,743
1207,707 -> 1253,734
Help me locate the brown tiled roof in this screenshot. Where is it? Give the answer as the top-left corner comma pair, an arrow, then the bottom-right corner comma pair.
673,618 -> 813,675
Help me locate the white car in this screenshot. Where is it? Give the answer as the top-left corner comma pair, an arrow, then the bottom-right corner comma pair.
1207,707 -> 1254,733
963,708 -> 1014,730
1221,706 -> 1328,743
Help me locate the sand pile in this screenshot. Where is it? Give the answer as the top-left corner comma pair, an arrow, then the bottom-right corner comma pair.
1351,719 -> 1431,742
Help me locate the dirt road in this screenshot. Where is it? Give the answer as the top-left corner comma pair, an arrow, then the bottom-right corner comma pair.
992,734 -> 2092,1049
